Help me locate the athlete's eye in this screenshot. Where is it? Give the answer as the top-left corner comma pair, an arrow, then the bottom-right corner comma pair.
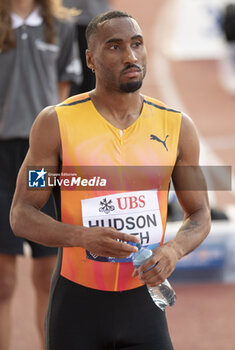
110,44 -> 119,50
133,41 -> 142,48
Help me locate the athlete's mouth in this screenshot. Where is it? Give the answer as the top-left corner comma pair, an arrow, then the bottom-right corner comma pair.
121,64 -> 142,77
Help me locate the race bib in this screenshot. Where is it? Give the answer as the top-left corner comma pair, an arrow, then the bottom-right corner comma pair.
81,190 -> 163,262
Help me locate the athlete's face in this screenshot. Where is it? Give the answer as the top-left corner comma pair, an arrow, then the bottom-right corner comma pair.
87,17 -> 147,93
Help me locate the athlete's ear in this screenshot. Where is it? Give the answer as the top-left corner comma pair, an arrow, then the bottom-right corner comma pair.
86,49 -> 95,73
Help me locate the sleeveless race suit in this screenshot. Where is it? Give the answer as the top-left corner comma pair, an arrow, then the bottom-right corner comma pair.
54,92 -> 182,291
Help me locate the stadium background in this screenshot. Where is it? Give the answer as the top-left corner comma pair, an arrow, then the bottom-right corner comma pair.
11,0 -> 235,349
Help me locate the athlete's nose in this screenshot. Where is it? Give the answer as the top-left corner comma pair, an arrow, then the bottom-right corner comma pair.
123,46 -> 137,65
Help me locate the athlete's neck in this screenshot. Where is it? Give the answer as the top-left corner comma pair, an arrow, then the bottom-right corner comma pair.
10,0 -> 36,20
89,89 -> 144,130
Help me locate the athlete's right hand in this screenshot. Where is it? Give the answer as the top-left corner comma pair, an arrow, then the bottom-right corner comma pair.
80,227 -> 139,258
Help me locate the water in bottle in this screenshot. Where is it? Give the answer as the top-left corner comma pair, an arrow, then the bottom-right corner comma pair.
132,243 -> 176,311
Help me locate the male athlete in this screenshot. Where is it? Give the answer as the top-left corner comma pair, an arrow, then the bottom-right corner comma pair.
10,11 -> 211,350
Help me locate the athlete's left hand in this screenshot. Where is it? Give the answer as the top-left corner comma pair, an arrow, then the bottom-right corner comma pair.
132,244 -> 179,287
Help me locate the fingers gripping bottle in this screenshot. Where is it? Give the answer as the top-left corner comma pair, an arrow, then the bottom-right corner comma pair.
132,243 -> 176,311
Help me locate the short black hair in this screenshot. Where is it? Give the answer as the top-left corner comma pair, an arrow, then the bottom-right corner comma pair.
86,10 -> 133,47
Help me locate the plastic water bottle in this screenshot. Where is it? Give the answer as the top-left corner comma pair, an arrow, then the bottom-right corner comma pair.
132,243 -> 176,311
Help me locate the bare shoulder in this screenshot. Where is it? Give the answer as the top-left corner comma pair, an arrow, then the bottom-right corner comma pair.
29,106 -> 61,160
31,106 -> 59,135
179,112 -> 199,142
177,112 -> 200,165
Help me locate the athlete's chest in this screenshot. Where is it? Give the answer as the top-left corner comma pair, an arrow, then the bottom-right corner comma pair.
67,114 -> 173,166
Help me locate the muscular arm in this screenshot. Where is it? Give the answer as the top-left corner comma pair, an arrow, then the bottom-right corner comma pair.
136,113 -> 211,286
10,107 -> 138,258
167,113 -> 211,257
